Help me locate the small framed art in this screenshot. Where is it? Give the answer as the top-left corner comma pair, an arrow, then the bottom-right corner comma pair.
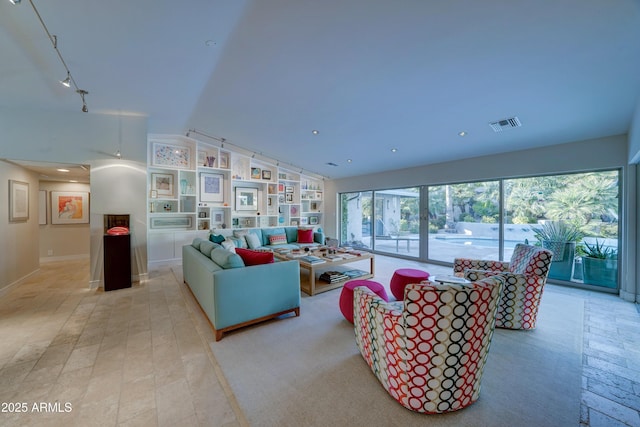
200,173 -> 224,203
151,173 -> 174,197
9,180 -> 29,222
235,187 -> 258,211
51,191 -> 89,225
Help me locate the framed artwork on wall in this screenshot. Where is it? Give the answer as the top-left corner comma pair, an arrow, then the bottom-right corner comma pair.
51,191 -> 89,225
151,173 -> 174,197
152,142 -> 191,169
235,187 -> 258,211
9,180 -> 29,222
38,190 -> 47,225
200,173 -> 224,202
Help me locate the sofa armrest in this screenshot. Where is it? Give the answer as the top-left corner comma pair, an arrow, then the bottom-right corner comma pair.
453,258 -> 509,276
211,260 -> 300,329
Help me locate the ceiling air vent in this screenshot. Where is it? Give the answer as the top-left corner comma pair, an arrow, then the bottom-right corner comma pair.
489,116 -> 522,132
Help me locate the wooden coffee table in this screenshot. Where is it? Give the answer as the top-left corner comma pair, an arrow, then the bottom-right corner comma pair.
274,250 -> 375,296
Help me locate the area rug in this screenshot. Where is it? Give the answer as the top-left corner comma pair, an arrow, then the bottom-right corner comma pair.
208,285 -> 583,427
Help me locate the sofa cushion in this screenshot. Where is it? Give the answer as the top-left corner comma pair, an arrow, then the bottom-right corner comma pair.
199,241 -> 219,258
210,234 -> 226,244
192,237 -> 206,250
221,240 -> 236,253
262,227 -> 287,246
297,228 -> 314,244
235,248 -> 275,266
268,234 -> 288,245
284,227 -> 298,243
210,247 -> 245,269
227,237 -> 247,249
246,233 -> 263,249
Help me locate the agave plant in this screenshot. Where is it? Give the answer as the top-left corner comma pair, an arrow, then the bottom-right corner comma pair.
533,221 -> 582,243
580,240 -> 617,259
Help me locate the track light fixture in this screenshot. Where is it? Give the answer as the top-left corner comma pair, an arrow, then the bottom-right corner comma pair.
12,0 -> 90,112
76,89 -> 88,113
60,72 -> 71,88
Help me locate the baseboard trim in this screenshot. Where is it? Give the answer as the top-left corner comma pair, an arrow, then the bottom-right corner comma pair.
0,268 -> 41,298
40,254 -> 90,263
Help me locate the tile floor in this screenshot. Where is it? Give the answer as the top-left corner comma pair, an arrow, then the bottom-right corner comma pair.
0,259 -> 245,427
0,257 -> 638,426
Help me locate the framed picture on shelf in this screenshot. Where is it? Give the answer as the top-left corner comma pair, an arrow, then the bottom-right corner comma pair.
9,180 -> 29,222
278,173 -> 287,180
278,195 -> 285,204
285,193 -> 293,203
309,216 -> 318,225
200,173 -> 224,202
152,142 -> 191,169
235,187 -> 258,211
219,151 -> 230,169
315,192 -> 323,200
212,209 -> 225,224
310,201 -> 318,211
51,191 -> 89,225
151,173 -> 174,197
262,169 -> 272,180
291,220 -> 298,226
150,216 -> 192,229
300,217 -> 308,225
251,167 -> 261,180
285,186 -> 294,193
278,183 -> 284,192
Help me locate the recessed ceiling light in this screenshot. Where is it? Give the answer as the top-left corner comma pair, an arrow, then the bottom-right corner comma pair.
312,130 -> 319,135
347,159 -> 352,163
458,131 -> 467,137
57,168 -> 70,172
391,148 -> 398,153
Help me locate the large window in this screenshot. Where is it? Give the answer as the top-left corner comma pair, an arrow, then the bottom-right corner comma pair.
340,188 -> 421,255
428,181 -> 500,263
341,169 -> 620,290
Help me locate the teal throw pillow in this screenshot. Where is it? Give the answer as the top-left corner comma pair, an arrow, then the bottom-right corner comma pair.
210,234 -> 226,244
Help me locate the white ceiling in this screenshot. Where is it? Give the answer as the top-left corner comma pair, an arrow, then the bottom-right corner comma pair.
1,0 -> 639,179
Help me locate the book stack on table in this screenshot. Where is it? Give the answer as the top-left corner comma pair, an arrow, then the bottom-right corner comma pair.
299,255 -> 326,264
320,271 -> 349,283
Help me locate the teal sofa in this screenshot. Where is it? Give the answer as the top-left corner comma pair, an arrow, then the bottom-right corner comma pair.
183,238 -> 300,341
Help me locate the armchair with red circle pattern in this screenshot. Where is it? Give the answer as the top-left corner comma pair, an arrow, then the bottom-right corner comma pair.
353,276 -> 504,413
453,243 -> 553,330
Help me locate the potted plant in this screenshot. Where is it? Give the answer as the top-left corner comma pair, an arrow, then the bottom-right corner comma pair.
579,240 -> 618,288
533,221 -> 581,281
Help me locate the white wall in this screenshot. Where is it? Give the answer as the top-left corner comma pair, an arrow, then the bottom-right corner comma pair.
0,161 -> 40,294
325,134 -> 638,302
38,181 -> 91,261
0,107 -> 148,290
89,159 -> 148,288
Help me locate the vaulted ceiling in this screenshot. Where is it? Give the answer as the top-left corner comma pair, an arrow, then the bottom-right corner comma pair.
1,0 -> 639,179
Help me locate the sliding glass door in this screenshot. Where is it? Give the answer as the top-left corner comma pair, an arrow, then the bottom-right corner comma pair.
372,188 -> 420,256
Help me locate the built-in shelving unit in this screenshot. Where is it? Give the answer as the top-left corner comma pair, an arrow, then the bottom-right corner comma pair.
147,135 -> 324,262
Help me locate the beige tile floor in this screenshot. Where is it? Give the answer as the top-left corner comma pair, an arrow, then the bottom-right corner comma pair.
0,259 -> 246,427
